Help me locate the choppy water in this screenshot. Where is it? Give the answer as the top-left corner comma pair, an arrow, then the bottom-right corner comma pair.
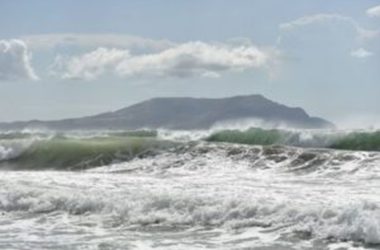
1,130 -> 380,249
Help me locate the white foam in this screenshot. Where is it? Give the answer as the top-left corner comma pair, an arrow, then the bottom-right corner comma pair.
1,154 -> 380,249
0,139 -> 35,161
1,131 -> 380,249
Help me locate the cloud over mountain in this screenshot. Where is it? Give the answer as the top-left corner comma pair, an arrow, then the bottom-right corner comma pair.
52,41 -> 276,80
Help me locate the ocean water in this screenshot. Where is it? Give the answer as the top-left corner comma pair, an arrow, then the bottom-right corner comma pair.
1,130 -> 380,249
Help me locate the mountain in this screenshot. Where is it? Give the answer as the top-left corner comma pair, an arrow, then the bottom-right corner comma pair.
0,95 -> 335,131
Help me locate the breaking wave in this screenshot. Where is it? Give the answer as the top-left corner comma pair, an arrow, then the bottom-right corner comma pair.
1,128 -> 380,171
2,172 -> 380,244
206,128 -> 380,151
0,137 -> 175,170
1,129 -> 380,249
1,145 -> 380,248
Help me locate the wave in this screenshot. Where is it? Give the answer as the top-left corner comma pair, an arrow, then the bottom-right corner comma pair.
1,128 -> 380,171
88,142 -> 380,178
330,131 -> 380,151
2,169 -> 380,247
107,130 -> 157,138
0,137 -> 175,170
2,131 -> 380,248
206,128 -> 380,151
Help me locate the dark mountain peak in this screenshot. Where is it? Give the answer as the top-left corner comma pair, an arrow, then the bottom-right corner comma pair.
0,95 -> 335,131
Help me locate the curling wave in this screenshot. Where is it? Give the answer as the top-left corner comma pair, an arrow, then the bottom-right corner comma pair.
0,136 -> 175,170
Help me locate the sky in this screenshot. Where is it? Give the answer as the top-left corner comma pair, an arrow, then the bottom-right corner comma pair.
0,0 -> 379,128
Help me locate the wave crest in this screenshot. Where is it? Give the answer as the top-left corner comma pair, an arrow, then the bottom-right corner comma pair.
206,128 -> 380,151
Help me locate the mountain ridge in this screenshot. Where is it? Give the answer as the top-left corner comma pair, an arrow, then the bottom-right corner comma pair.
0,95 -> 335,130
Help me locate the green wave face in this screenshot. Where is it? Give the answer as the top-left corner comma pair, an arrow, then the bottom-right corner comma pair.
206,128 -> 286,145
205,128 -> 336,148
2,137 -> 175,170
107,130 -> 158,138
206,128 -> 380,151
330,131 -> 380,151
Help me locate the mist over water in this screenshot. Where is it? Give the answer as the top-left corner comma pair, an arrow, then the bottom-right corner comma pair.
335,115 -> 380,131
1,127 -> 380,249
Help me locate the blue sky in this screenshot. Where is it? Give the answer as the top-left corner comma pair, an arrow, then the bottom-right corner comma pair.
0,0 -> 379,128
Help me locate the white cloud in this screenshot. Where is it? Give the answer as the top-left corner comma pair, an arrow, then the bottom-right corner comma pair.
116,42 -> 272,78
21,33 -> 174,52
350,48 -> 373,59
367,5 -> 380,18
279,14 -> 351,31
0,39 -> 38,81
52,41 -> 275,80
55,48 -> 130,80
279,13 -> 379,41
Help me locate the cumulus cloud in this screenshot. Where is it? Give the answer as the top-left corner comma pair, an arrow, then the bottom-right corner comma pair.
22,33 -> 174,52
367,5 -> 380,18
116,42 -> 272,78
0,39 -> 38,81
54,48 -> 130,80
279,13 -> 379,41
350,48 -> 373,59
52,41 -> 275,80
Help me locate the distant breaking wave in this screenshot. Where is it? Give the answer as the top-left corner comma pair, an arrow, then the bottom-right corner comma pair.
2,128 -> 380,151
206,128 -> 380,151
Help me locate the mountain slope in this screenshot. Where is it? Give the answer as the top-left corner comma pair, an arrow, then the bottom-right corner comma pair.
0,95 -> 334,130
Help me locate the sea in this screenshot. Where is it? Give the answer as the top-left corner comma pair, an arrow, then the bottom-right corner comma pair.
0,128 -> 380,250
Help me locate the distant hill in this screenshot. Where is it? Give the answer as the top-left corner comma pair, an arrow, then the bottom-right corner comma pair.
0,95 -> 335,131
